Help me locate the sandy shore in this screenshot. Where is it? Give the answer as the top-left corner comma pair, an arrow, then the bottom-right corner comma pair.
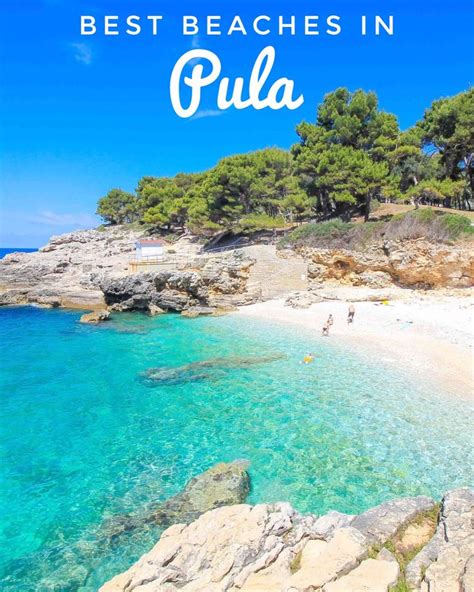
237,289 -> 474,400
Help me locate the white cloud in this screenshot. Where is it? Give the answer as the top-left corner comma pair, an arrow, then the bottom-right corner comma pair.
188,35 -> 203,67
70,42 -> 93,65
191,109 -> 225,120
27,211 -> 97,228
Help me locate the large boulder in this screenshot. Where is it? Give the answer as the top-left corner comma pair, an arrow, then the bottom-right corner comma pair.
80,310 -> 110,323
350,495 -> 435,545
153,460 -> 251,527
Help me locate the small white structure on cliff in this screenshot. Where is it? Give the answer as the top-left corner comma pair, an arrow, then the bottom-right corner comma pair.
135,239 -> 166,260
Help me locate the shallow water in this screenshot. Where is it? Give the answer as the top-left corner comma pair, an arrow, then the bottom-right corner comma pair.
0,306 -> 472,590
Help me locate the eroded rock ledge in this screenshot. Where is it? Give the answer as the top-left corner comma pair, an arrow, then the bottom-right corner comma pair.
301,240 -> 473,290
100,488 -> 473,592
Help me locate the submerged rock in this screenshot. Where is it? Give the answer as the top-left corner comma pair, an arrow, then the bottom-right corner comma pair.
153,460 -> 250,527
100,461 -> 251,544
141,354 -> 285,385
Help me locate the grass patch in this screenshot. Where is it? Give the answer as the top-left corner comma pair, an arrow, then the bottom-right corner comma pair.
278,220 -> 358,249
278,210 -> 473,250
384,209 -> 473,242
290,549 -> 303,574
390,581 -> 411,592
366,504 -> 440,591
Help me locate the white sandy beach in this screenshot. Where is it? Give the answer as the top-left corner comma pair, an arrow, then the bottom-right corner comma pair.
237,290 -> 474,400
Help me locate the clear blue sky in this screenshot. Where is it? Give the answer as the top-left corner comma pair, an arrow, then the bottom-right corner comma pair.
1,0 -> 473,247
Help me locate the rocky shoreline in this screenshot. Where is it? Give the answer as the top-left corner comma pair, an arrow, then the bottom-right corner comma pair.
0,227 -> 260,314
99,461 -> 473,592
0,226 -> 472,316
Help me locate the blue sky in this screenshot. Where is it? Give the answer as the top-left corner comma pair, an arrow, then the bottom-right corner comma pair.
0,0 -> 473,247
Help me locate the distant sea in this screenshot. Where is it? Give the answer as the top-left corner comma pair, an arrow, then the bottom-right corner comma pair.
0,247 -> 37,258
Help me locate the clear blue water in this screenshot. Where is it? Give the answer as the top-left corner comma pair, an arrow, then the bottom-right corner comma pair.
0,306 -> 472,591
0,248 -> 38,259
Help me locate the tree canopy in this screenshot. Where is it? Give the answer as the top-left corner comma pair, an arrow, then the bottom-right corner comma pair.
97,87 -> 474,233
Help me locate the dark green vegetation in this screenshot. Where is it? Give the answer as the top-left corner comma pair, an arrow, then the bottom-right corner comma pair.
97,88 -> 474,234
279,209 -> 474,249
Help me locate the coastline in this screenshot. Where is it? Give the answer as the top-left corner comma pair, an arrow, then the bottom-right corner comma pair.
236,290 -> 474,400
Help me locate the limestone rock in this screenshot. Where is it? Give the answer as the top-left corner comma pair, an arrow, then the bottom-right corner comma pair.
424,545 -> 467,591
303,240 -> 473,289
0,226 -> 141,308
322,558 -> 399,591
285,291 -> 322,309
463,555 -> 474,592
312,510 -> 355,538
0,227 -> 258,311
148,303 -> 165,316
406,488 -> 474,591
181,305 -> 216,318
99,502 -> 320,592
376,547 -> 398,563
79,310 -> 110,323
357,270 -> 394,288
286,527 -> 368,591
351,495 -> 435,545
100,489 -> 473,592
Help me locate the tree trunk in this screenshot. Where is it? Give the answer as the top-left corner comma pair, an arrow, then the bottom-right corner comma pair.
364,192 -> 372,222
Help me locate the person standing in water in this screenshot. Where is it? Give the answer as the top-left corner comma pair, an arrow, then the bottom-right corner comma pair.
347,304 -> 355,324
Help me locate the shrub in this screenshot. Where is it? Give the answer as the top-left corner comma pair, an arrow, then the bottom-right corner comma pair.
278,210 -> 473,250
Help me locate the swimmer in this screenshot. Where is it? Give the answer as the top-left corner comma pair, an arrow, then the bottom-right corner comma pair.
322,323 -> 329,336
302,353 -> 314,364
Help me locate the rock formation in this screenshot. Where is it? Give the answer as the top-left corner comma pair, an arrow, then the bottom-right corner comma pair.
100,488 -> 474,592
140,355 -> 285,386
99,461 -> 251,544
80,310 -> 111,323
0,227 -> 259,312
1,228 -> 472,314
99,252 -> 257,313
302,240 -> 473,290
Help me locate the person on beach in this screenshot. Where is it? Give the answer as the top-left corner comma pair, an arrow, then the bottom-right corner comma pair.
322,322 -> 329,336
347,304 -> 355,324
327,314 -> 334,327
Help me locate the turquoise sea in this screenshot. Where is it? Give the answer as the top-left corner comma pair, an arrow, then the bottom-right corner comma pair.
0,306 -> 472,591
